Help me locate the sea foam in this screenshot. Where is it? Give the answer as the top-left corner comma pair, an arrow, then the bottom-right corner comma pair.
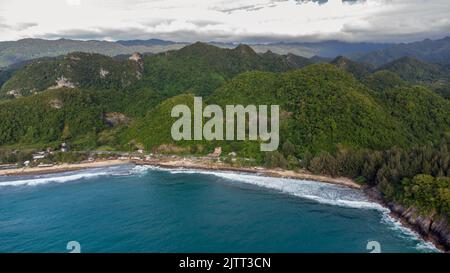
0,164 -> 439,251
132,165 -> 440,252
136,165 -> 384,210
0,164 -> 133,188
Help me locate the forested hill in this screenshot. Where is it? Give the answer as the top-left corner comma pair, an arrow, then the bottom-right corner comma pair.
0,43 -> 448,155
0,52 -> 144,98
138,42 -> 312,97
1,43 -> 312,98
0,42 -> 449,235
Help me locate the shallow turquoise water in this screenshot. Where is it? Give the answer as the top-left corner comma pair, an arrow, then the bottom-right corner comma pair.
0,164 -> 437,253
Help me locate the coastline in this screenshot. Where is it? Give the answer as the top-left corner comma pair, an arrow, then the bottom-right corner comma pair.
136,157 -> 362,189
0,159 -> 130,176
364,187 -> 448,252
0,157 -> 361,189
1,156 -> 447,252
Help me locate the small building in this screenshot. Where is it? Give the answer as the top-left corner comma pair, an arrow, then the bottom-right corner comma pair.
208,147 -> 222,157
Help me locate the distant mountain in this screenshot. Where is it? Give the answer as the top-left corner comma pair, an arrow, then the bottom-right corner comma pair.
243,40 -> 392,59
4,36 -> 450,70
0,38 -> 188,68
330,56 -> 374,79
309,55 -> 333,63
0,37 -> 394,68
139,42 -> 312,97
0,43 -> 313,98
355,37 -> 450,67
375,56 -> 450,99
116,39 -> 177,46
378,57 -> 447,83
0,38 -> 134,68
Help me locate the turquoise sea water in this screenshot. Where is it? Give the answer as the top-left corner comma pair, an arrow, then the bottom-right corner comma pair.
0,164 -> 437,253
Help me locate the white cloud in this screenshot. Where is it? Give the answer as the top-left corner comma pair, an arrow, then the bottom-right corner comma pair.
66,0 -> 81,7
0,0 -> 449,42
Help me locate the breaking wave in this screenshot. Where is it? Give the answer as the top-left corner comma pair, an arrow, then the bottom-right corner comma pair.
0,163 -> 439,252
136,165 -> 384,210
131,165 -> 440,252
0,164 -> 134,188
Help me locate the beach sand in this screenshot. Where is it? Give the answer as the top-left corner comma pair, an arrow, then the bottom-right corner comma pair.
0,159 -> 130,176
137,157 -> 361,189
0,157 -> 360,189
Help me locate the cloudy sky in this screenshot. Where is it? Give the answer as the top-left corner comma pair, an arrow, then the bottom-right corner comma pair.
0,0 -> 449,43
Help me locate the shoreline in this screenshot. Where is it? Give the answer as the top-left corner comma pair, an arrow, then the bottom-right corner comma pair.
0,157 -> 361,189
136,157 -> 361,189
0,159 -> 130,176
0,157 -> 446,252
364,187 -> 448,252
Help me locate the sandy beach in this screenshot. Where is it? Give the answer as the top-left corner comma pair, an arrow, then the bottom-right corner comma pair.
0,159 -> 130,176
0,157 -> 360,189
136,157 -> 361,189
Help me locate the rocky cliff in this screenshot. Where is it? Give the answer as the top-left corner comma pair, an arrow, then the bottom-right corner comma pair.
365,186 -> 450,251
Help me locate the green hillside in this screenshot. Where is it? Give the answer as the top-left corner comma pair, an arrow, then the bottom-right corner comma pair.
121,64 -> 450,158
0,43 -> 312,99
0,52 -> 143,98
378,57 -> 447,84
375,57 -> 450,99
0,87 -> 161,150
330,56 -> 374,80
138,42 -> 309,97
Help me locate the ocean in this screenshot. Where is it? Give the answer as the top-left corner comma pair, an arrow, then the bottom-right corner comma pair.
0,164 -> 438,253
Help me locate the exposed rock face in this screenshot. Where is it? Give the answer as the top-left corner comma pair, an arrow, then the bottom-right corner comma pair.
129,52 -> 144,77
104,112 -> 130,126
431,218 -> 450,248
388,203 -> 450,250
99,68 -> 110,78
129,52 -> 143,63
6,89 -> 21,98
365,186 -> 450,251
49,76 -> 76,89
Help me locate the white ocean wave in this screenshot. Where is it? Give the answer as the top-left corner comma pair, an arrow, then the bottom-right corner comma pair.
146,166 -> 440,252
0,171 -> 109,187
149,166 -> 385,210
0,164 -> 134,188
380,211 -> 440,252
0,163 -> 440,251
128,165 -> 152,175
